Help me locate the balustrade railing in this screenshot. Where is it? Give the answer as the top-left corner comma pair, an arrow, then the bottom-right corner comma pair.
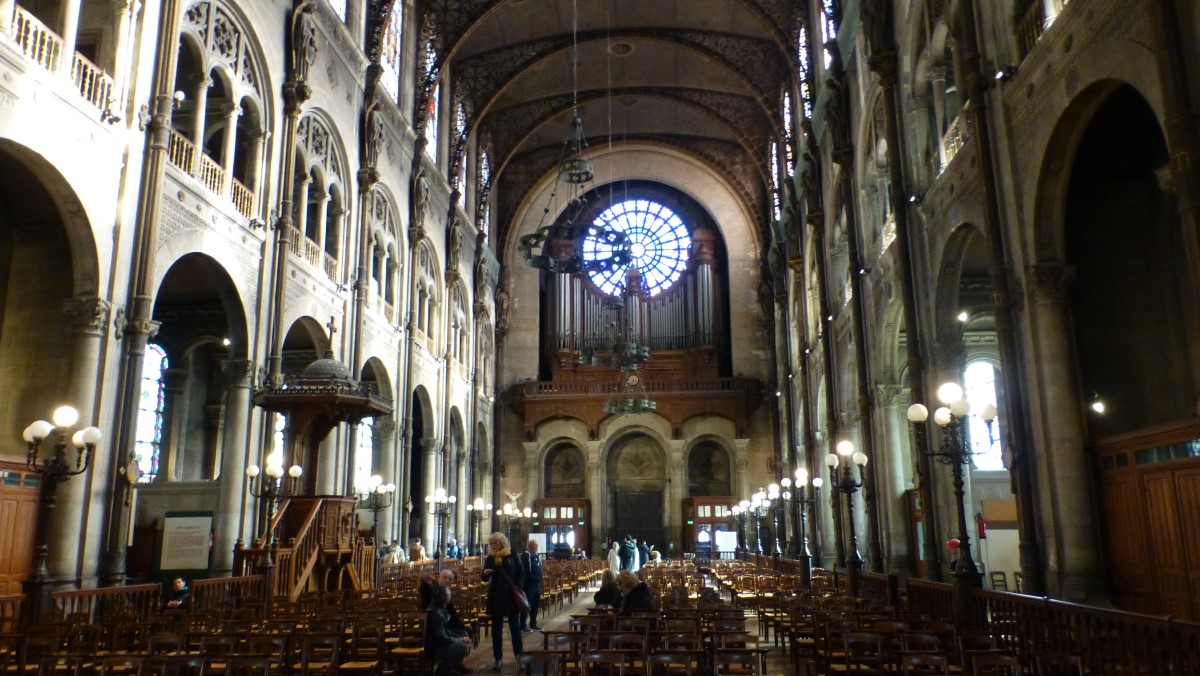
0,595 -> 21,633
12,7 -> 62,74
50,583 -> 160,625
941,113 -> 967,169
383,301 -> 395,323
323,251 -> 338,280
230,177 -> 254,218
522,377 -> 755,397
167,128 -> 196,174
197,153 -> 224,195
190,575 -> 264,614
1016,1 -> 1046,60
904,578 -> 955,619
70,52 -> 113,111
302,237 -> 322,270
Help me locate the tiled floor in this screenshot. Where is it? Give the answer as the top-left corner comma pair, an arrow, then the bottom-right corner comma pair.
456,584 -> 792,674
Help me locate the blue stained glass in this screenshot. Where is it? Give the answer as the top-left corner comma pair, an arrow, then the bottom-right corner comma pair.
583,199 -> 691,297
134,344 -> 168,483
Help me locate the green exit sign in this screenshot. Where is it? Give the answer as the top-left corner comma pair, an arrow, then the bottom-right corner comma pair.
686,520 -> 694,525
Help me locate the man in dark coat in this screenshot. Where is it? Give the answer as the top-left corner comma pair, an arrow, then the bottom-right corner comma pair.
637,539 -> 652,569
619,535 -> 635,571
519,539 -> 544,632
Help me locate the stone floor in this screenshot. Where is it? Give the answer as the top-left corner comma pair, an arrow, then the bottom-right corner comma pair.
456,582 -> 791,674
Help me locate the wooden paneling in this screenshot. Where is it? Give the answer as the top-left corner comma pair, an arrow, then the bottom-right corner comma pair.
0,479 -> 39,595
1142,470 -> 1192,618
1175,468 -> 1200,617
1100,474 -> 1154,613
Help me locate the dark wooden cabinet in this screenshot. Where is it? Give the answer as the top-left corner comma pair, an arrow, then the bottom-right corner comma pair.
533,498 -> 590,558
681,496 -> 735,559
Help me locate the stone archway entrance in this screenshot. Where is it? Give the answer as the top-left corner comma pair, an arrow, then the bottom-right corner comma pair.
606,434 -> 667,551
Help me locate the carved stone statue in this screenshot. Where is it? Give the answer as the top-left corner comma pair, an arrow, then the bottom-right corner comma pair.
292,7 -> 318,83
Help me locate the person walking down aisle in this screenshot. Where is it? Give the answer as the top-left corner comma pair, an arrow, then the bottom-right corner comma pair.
619,535 -> 635,571
607,541 -> 620,572
519,539 -> 544,632
481,532 -> 524,671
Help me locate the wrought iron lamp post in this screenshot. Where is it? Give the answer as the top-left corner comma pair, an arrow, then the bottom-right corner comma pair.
825,440 -> 868,571
245,459 -> 303,567
465,497 -> 492,556
780,468 -> 823,586
748,488 -> 770,555
425,487 -> 456,560
766,483 -> 784,556
907,382 -> 995,620
355,474 -> 396,543
496,502 -> 536,545
22,406 -> 100,624
730,503 -> 748,555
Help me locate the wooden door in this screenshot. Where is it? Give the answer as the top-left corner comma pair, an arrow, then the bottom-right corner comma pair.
0,470 -> 40,594
614,491 -> 662,551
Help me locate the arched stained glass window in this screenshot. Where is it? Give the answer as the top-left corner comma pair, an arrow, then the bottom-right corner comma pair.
134,344 -> 168,483
380,3 -> 403,101
798,26 -> 814,118
583,199 -> 691,296
965,361 -> 1003,470
782,92 -> 795,176
771,142 -> 782,221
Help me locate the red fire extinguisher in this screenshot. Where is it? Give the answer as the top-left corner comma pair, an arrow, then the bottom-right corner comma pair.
975,512 -> 987,540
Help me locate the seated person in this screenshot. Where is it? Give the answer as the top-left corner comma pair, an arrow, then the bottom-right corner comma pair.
426,583 -> 472,676
163,577 -> 190,610
593,569 -> 621,608
615,570 -> 656,617
420,569 -> 472,667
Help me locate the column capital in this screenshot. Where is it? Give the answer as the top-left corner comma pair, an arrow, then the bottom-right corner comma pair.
62,297 -> 111,336
1026,263 -> 1077,305
220,358 -> 254,388
875,383 -> 903,406
188,72 -> 213,89
373,416 -> 397,436
220,102 -> 242,118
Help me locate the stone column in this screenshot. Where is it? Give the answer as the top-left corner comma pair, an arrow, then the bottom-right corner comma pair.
1026,264 -> 1103,599
105,1 -> 136,105
315,430 -> 338,496
734,441 -> 750,501
313,190 -> 330,259
57,0 -> 83,74
218,103 -> 242,195
213,358 -> 252,573
422,437 -> 441,547
455,450 -> 468,544
876,384 -> 909,571
668,440 -> 685,556
52,298 -> 111,587
187,74 -> 212,173
374,417 -> 397,542
0,0 -> 15,34
160,367 -> 188,481
295,174 -> 312,242
586,455 -> 602,555
245,129 -> 268,201
929,68 -> 947,168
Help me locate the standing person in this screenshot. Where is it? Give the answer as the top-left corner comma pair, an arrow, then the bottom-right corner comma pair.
619,535 -> 635,571
381,543 -> 403,564
425,582 -> 472,676
410,537 -> 428,562
481,532 -> 524,671
519,539 -> 544,632
637,539 -> 652,570
446,538 -> 462,559
607,541 -> 620,572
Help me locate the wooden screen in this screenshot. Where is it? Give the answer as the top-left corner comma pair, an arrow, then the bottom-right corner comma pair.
0,462 -> 40,594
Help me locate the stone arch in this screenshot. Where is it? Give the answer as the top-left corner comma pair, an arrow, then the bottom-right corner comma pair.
543,440 -> 587,499
684,436 -> 734,497
603,428 -> 671,548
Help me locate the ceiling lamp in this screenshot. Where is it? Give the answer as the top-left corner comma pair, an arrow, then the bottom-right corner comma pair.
603,368 -> 657,416
517,0 -> 631,275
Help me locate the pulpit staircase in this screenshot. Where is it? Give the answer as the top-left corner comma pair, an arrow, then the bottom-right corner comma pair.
233,497 -> 376,602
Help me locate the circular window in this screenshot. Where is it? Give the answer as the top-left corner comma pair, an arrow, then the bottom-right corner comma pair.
582,199 -> 691,296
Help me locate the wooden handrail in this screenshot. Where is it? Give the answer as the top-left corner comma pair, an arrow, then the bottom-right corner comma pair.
0,595 -> 22,633
50,583 -> 160,625
190,575 -> 265,614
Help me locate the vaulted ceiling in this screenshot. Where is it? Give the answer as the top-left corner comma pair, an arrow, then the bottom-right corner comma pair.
417,0 -> 797,247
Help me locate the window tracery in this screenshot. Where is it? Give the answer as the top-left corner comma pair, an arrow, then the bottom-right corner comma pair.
134,344 -> 168,483
583,199 -> 691,297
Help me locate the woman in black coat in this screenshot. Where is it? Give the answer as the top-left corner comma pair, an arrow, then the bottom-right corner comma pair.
425,583 -> 471,676
593,569 -> 622,608
615,570 -> 656,617
481,531 -> 524,671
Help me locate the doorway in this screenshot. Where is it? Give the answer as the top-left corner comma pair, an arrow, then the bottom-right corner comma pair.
613,491 -> 663,551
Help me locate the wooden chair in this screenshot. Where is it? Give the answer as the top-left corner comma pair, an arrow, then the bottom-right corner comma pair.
37,656 -> 83,676
713,650 -> 759,675
900,653 -> 950,675
842,632 -> 886,674
645,650 -> 703,676
144,654 -> 205,676
1035,654 -> 1084,676
518,652 -> 562,676
580,650 -> 640,676
199,635 -> 240,656
95,655 -> 144,676
217,656 -> 275,676
971,653 -> 1021,676
989,571 -> 1008,591
297,634 -> 341,676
